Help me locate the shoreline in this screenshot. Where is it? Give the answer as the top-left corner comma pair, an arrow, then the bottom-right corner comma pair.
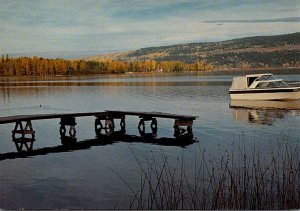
0,67 -> 299,79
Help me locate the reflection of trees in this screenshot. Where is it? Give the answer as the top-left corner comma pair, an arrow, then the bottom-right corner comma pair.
1,87 -> 10,101
0,84 -> 81,103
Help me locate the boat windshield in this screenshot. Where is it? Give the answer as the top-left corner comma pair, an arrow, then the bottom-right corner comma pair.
257,75 -> 277,81
256,80 -> 288,88
247,74 -> 276,87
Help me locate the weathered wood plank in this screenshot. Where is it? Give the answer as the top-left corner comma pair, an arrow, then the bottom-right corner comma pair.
0,111 -> 197,125
174,119 -> 194,126
0,112 -> 108,124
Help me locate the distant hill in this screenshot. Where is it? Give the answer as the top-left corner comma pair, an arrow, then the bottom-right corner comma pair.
6,50 -> 117,59
85,32 -> 300,69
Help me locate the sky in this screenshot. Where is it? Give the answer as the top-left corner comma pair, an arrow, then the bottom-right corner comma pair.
0,0 -> 299,56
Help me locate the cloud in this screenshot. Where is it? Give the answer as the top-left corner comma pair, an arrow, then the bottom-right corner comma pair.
0,0 -> 299,54
203,17 -> 300,23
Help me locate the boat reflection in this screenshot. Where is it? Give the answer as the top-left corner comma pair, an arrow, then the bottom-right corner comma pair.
230,100 -> 300,110
0,134 -> 196,161
229,100 -> 300,125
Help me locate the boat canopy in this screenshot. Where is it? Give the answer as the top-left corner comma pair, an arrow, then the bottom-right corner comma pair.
230,76 -> 248,90
230,73 -> 289,90
245,73 -> 273,78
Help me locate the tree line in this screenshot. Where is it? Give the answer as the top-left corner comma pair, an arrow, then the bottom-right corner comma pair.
206,51 -> 300,69
0,55 -> 213,76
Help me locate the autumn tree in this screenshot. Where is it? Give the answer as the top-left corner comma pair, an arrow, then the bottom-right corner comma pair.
79,60 -> 87,74
25,59 -> 31,76
0,56 -> 214,76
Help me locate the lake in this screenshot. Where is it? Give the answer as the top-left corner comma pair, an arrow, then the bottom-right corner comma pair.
0,72 -> 300,209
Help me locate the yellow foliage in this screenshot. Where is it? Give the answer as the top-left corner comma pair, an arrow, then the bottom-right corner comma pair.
0,56 -> 213,76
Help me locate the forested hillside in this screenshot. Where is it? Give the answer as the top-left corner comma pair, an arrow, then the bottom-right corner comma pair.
1,33 -> 299,76
0,55 -> 212,76
87,32 -> 300,69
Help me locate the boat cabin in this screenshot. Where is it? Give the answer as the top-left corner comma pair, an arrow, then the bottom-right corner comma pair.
230,73 -> 288,90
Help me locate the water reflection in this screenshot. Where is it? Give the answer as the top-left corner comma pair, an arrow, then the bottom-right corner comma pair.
0,80 -> 229,87
230,100 -> 300,125
230,107 -> 286,125
0,134 -> 196,161
230,100 -> 300,110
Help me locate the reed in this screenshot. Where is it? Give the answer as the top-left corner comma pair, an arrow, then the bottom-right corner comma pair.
124,138 -> 300,209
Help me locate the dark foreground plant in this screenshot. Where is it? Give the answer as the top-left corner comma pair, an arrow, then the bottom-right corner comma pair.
123,139 -> 300,210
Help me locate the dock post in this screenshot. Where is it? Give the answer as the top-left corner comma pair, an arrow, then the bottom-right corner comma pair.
12,120 -> 35,152
138,119 -> 145,135
95,117 -> 104,136
138,117 -> 157,137
60,116 -> 77,144
94,116 -> 115,136
104,117 -> 115,135
120,115 -> 126,134
95,113 -> 126,137
173,119 -> 193,139
150,118 -> 158,135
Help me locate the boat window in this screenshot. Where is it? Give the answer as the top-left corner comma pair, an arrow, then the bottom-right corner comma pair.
247,75 -> 274,86
248,77 -> 257,87
272,81 -> 288,87
256,82 -> 269,88
256,81 -> 288,88
257,75 -> 277,81
257,75 -> 271,81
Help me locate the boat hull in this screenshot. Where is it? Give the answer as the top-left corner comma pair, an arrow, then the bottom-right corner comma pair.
229,88 -> 300,101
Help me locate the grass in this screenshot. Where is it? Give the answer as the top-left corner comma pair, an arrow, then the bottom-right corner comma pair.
121,138 -> 300,209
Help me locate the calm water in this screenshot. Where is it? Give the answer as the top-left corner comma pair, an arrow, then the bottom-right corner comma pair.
0,73 -> 300,209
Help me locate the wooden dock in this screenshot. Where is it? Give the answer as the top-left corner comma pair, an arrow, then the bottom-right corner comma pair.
0,112 -> 108,124
0,110 -> 198,152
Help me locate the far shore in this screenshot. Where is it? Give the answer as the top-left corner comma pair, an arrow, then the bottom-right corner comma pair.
0,67 -> 299,79
200,67 -> 300,76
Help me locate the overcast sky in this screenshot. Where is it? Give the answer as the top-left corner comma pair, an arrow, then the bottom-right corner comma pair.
0,0 -> 299,55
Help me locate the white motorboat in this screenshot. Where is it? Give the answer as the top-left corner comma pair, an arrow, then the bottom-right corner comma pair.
229,73 -> 300,101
